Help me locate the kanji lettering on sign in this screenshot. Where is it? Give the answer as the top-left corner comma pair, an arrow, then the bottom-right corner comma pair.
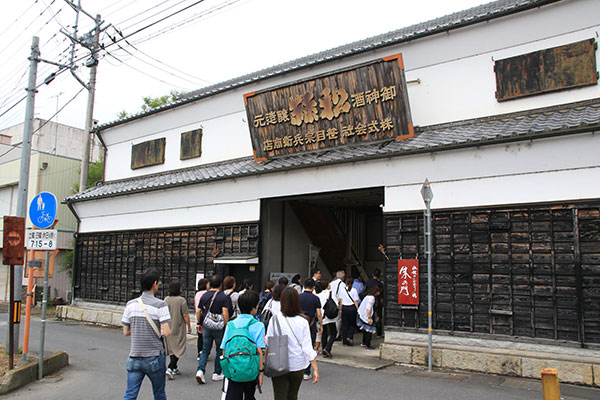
398,259 -> 419,305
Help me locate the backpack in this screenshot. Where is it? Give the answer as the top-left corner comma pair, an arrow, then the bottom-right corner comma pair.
323,292 -> 339,319
257,291 -> 272,314
220,318 -> 260,383
259,299 -> 274,330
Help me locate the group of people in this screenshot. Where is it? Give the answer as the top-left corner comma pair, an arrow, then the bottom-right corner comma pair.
122,268 -> 330,400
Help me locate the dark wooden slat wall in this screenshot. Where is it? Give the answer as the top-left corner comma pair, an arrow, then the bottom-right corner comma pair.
74,223 -> 259,308
384,203 -> 600,345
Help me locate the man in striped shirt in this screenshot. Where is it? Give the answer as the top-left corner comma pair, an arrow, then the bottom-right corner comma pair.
122,268 -> 172,400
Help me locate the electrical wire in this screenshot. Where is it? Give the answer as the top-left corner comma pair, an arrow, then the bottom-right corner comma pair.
0,1 -> 40,38
0,87 -> 85,158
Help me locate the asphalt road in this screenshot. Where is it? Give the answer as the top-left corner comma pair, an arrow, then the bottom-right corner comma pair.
1,314 -> 599,400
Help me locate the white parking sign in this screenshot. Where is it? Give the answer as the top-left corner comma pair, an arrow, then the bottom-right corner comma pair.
26,229 -> 57,250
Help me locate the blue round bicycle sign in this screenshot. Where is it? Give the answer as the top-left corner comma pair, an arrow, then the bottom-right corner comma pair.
29,192 -> 57,229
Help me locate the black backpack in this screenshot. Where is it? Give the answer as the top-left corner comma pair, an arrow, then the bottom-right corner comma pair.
323,292 -> 339,319
259,299 -> 274,330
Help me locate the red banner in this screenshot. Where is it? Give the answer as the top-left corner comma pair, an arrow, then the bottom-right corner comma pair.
398,259 -> 419,305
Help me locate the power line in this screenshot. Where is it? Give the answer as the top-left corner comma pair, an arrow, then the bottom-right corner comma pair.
0,87 -> 85,158
0,1 -> 40,38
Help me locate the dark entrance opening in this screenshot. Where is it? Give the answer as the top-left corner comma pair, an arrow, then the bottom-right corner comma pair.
261,187 -> 385,284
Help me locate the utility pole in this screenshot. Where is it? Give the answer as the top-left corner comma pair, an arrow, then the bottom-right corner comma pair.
78,13 -> 102,192
8,36 -> 40,354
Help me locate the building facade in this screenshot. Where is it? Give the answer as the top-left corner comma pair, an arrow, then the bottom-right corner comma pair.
67,0 -> 600,373
0,119 -> 103,301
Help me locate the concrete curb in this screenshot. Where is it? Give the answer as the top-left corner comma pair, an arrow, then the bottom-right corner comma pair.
0,351 -> 69,395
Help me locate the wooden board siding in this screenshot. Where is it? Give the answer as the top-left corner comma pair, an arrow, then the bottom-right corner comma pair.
74,223 -> 259,307
384,203 -> 600,346
245,55 -> 413,161
494,39 -> 598,102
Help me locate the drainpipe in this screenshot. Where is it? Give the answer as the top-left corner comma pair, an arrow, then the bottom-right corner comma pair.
65,201 -> 81,305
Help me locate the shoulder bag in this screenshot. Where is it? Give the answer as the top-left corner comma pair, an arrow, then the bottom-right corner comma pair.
264,314 -> 289,377
202,291 -> 225,330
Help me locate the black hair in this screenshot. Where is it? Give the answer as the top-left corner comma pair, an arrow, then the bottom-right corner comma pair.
317,279 -> 330,292
373,269 -> 381,279
141,268 -> 160,291
278,276 -> 289,285
311,268 -> 321,277
168,281 -> 181,296
273,283 -> 286,301
303,278 -> 315,289
264,280 -> 275,290
238,290 -> 259,314
241,278 -> 254,291
292,274 -> 301,284
197,278 -> 209,291
210,275 -> 223,289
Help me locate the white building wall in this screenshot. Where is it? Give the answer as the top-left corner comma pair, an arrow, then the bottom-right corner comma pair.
74,131 -> 600,233
99,0 -> 600,183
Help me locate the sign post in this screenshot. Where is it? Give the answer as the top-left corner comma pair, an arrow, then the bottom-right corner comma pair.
27,192 -> 57,378
420,179 -> 433,372
2,216 -> 25,370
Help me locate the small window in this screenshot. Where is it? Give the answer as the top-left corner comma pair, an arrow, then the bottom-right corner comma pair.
180,129 -> 202,160
494,39 -> 598,102
131,138 -> 166,169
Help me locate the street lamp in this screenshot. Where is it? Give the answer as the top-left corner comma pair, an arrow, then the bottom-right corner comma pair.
420,179 -> 433,372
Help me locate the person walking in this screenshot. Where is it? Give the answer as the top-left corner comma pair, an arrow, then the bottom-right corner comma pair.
224,276 -> 240,319
195,278 -> 209,360
289,274 -> 303,294
339,277 -> 360,346
266,287 -> 319,400
257,280 -> 274,314
329,270 -> 345,341
220,290 -> 266,399
165,281 -> 192,379
357,285 -> 382,350
196,275 -> 231,384
311,268 -> 321,284
299,279 -> 323,380
365,269 -> 384,336
121,268 -> 172,400
316,279 -> 336,358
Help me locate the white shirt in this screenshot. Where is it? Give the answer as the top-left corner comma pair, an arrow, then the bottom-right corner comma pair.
358,295 -> 376,323
317,289 -> 336,324
329,279 -> 344,301
265,298 -> 281,315
266,314 -> 317,372
337,284 -> 359,306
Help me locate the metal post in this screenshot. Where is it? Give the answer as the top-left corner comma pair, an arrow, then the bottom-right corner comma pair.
8,265 -> 14,370
39,250 -> 50,380
9,36 -> 39,355
79,14 -> 100,192
420,179 -> 434,372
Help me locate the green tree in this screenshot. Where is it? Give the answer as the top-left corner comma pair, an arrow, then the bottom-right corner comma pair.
141,90 -> 180,111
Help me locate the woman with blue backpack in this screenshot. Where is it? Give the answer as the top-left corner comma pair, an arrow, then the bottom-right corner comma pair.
219,290 -> 266,399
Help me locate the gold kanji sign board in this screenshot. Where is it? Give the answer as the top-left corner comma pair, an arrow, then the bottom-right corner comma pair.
245,54 -> 414,161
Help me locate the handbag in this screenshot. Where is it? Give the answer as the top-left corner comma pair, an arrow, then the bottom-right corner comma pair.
202,291 -> 225,330
264,315 -> 289,377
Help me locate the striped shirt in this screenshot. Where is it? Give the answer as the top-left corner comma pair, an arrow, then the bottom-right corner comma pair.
122,291 -> 171,357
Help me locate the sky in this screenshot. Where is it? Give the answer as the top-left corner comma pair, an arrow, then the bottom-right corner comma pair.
0,0 -> 488,132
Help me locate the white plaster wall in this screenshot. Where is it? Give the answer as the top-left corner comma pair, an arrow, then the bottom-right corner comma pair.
99,0 -> 600,182
75,132 -> 600,232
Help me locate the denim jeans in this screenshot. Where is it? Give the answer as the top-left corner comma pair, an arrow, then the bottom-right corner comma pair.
123,353 -> 166,400
197,327 -> 224,375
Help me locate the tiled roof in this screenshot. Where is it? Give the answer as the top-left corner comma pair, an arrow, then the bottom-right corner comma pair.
97,0 -> 560,131
67,99 -> 600,203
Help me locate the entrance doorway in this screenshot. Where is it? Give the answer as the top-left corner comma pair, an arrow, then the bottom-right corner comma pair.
261,187 -> 385,284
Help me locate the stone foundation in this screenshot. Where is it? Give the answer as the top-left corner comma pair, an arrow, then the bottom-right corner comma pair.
381,333 -> 600,387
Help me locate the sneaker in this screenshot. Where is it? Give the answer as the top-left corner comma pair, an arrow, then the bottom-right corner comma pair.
195,370 -> 205,384
165,368 -> 175,380
360,343 -> 366,348
212,373 -> 224,381
366,346 -> 376,350
303,373 -> 311,380
322,349 -> 332,358
173,368 -> 181,375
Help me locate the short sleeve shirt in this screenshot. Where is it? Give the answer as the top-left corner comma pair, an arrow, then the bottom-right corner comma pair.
220,314 -> 266,350
299,291 -> 321,318
199,290 -> 231,316
122,291 -> 171,357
